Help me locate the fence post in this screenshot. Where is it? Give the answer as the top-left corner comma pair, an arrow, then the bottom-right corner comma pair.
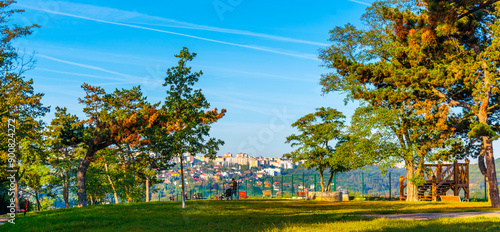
302,172 -> 305,192
314,174 -> 317,192
362,172 -> 364,198
399,175 -> 404,201
281,175 -> 284,198
333,173 -> 337,191
253,178 -> 255,197
389,172 -> 392,200
271,176 -> 274,197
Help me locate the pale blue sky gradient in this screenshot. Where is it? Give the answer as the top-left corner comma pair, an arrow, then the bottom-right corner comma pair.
13,0 -> 378,158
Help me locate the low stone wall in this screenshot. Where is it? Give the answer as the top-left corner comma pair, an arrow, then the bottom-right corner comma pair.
307,191 -> 343,201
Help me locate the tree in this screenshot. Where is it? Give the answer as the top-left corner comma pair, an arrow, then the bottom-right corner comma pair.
319,0 -> 469,201
150,47 -> 226,208
44,107 -> 84,208
0,0 -> 48,211
413,0 -> 500,208
75,84 -> 154,206
284,107 -> 357,192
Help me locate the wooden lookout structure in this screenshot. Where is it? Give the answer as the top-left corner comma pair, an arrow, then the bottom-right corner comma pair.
399,160 -> 469,201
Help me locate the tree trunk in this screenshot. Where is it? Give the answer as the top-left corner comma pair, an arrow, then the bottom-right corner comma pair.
77,156 -> 92,207
319,170 -> 325,192
478,148 -> 487,177
146,176 -> 150,202
483,137 -> 500,208
326,170 -> 335,191
14,175 -> 19,211
478,147 -> 489,202
62,172 -> 69,208
35,190 -> 40,211
104,163 -> 119,204
180,154 -> 186,209
405,163 -> 419,202
121,153 -> 132,203
476,75 -> 500,207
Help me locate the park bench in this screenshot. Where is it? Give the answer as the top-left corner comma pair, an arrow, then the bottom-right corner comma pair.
440,196 -> 461,202
262,190 -> 275,198
296,191 -> 307,200
238,191 -> 247,199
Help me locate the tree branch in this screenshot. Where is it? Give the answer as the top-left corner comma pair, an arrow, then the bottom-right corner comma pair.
457,0 -> 500,20
431,88 -> 472,110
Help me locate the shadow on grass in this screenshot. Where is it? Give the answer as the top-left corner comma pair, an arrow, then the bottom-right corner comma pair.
1,200 -> 498,232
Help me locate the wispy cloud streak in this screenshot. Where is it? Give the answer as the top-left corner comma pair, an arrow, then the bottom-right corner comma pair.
37,54 -> 133,78
347,0 -> 371,6
131,22 -> 329,47
23,5 -> 317,60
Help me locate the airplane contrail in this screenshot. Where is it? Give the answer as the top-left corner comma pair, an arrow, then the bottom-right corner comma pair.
347,0 -> 371,6
24,6 -> 318,61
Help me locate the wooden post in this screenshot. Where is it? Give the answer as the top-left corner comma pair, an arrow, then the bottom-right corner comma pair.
399,175 -> 404,201
437,163 -> 442,182
465,159 -> 470,201
432,179 -> 437,202
453,161 -> 459,196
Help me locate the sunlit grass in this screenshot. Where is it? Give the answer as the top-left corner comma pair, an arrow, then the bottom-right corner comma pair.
2,200 -> 500,231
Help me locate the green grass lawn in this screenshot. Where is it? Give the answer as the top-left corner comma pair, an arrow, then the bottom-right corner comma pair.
2,200 -> 500,232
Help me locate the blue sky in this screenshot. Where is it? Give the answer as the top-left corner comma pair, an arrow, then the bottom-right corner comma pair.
12,0 -> 374,158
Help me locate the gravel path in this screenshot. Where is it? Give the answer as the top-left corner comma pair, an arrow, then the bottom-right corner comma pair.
364,211 -> 500,220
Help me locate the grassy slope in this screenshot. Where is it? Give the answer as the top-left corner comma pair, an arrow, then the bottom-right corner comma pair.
2,200 -> 500,232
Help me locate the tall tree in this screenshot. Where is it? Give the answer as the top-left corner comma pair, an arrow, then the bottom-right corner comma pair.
75,84 -> 153,206
319,0 -> 462,201
151,47 -> 226,208
414,0 -> 500,207
0,1 -> 48,211
44,107 -> 84,208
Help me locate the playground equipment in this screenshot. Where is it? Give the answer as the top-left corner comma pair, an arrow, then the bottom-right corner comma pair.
399,160 -> 469,201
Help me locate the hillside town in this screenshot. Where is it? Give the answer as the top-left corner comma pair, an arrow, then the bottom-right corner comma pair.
158,153 -> 304,182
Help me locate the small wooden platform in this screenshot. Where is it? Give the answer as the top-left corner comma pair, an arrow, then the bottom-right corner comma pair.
400,160 -> 469,202
440,196 -> 461,202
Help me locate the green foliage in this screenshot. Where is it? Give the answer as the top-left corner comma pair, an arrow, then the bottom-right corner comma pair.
284,107 -> 364,191
409,174 -> 426,187
468,122 -> 498,140
147,47 -> 226,162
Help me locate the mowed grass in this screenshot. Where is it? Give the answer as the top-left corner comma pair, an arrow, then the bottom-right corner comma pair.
2,199 -> 500,232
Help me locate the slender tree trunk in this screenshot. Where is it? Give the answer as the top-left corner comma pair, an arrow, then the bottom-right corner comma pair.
14,175 -> 19,211
405,162 -> 419,202
483,137 -> 500,207
145,159 -> 152,202
478,148 -> 490,202
477,73 -> 500,208
146,176 -> 150,202
121,153 -> 132,203
180,154 -> 186,209
326,170 -> 335,191
319,170 -> 325,192
77,156 -> 92,207
62,172 -> 69,208
104,163 -> 119,204
35,190 -> 40,211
